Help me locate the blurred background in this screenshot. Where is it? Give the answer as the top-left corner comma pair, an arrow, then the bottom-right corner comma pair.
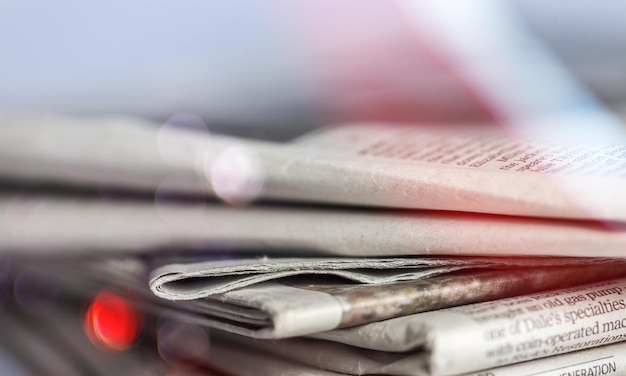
2,0 -> 625,140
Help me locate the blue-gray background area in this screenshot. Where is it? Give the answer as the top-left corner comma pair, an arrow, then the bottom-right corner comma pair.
0,1 -> 322,131
1,0 -> 625,135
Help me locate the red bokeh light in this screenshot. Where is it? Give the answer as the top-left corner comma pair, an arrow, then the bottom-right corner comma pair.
84,290 -> 142,351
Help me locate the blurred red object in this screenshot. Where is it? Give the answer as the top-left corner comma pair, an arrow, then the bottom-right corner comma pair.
84,290 -> 142,351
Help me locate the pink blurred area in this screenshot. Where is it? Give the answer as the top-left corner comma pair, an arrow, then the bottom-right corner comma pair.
273,1 -> 488,124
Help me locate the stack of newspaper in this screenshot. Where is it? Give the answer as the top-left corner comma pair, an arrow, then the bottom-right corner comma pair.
3,112 -> 626,375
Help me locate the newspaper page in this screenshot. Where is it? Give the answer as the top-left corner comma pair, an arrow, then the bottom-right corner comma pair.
149,255 -> 611,298
291,124 -> 626,221
149,263 -> 626,339
3,195 -> 626,257
202,331 -> 626,376
3,112 -> 626,220
314,277 -> 626,375
149,256 -> 483,297
461,342 -> 626,376
0,112 -> 261,198
10,256 -> 626,376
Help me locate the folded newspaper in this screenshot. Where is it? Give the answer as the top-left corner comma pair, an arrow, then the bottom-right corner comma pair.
304,277 -> 626,375
3,112 -> 626,220
15,253 -> 626,341
178,278 -> 626,376
3,195 -> 626,258
149,255 -> 619,297
149,258 -> 626,338
5,112 -> 626,375
13,255 -> 626,376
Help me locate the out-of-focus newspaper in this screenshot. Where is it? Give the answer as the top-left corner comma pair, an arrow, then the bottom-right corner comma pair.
149,260 -> 626,338
3,112 -> 626,220
1,258 -> 176,376
3,195 -> 626,257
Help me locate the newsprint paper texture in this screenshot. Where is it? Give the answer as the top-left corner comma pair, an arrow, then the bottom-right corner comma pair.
151,261 -> 626,338
14,257 -> 626,376
149,256 -> 620,297
311,277 -> 626,375
5,195 -> 626,258
3,112 -> 626,220
201,332 -> 626,376
149,256 -> 499,297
